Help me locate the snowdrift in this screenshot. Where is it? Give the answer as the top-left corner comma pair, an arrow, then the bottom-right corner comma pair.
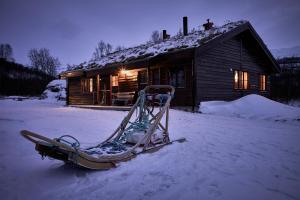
41,79 -> 66,101
199,94 -> 300,121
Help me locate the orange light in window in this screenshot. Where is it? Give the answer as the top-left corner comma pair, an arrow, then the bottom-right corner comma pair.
89,78 -> 93,93
120,68 -> 132,77
112,76 -> 118,86
234,71 -> 238,89
243,72 -> 248,89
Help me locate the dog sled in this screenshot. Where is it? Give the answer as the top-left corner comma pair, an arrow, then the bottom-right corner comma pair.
21,85 -> 184,170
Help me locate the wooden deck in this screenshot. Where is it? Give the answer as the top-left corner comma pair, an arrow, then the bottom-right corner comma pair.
69,105 -> 131,111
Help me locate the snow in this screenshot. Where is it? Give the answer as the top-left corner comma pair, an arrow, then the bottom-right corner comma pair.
1,98 -> 300,200
200,94 -> 300,121
41,79 -> 66,102
68,20 -> 247,71
288,99 -> 300,108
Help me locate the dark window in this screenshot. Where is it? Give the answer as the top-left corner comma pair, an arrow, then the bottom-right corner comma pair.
138,70 -> 148,89
234,70 -> 248,90
152,69 -> 160,85
169,67 -> 185,88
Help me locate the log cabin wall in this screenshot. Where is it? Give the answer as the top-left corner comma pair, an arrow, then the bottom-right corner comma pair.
149,49 -> 194,106
194,31 -> 273,104
68,77 -> 94,105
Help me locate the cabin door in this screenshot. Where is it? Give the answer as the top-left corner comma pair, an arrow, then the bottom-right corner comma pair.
99,75 -> 111,105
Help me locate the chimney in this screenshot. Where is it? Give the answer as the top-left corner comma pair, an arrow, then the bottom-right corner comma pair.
183,16 -> 188,36
162,30 -> 170,40
203,19 -> 214,31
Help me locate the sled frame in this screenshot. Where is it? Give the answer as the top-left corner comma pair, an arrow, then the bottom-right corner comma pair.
21,85 -> 175,170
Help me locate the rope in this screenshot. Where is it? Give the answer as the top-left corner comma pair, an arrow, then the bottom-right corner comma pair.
115,90 -> 150,143
56,90 -> 168,155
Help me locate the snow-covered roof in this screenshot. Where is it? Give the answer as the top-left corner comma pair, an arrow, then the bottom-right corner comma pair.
70,20 -> 248,71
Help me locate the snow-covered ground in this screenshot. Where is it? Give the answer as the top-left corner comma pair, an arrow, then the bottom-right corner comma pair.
288,99 -> 300,108
1,97 -> 300,200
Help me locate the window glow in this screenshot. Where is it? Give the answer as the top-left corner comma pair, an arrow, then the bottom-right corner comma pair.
112,76 -> 118,86
89,78 -> 93,93
234,70 -> 248,90
234,71 -> 238,89
120,68 -> 131,76
260,75 -> 266,91
243,72 -> 248,89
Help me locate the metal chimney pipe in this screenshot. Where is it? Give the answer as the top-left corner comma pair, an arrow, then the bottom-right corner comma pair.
163,30 -> 167,40
183,16 -> 188,36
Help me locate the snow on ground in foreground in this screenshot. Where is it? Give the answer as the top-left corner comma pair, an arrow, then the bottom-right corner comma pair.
1,99 -> 300,200
200,94 -> 300,121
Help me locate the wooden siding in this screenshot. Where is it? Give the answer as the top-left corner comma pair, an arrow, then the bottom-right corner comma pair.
195,32 -> 272,104
68,77 -> 94,105
149,49 -> 194,106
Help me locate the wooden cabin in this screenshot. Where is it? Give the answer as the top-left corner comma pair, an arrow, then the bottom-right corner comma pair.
61,18 -> 280,110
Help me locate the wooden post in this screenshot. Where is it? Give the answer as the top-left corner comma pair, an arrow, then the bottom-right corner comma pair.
165,106 -> 169,136
109,75 -> 112,105
66,78 -> 69,105
97,74 -> 100,104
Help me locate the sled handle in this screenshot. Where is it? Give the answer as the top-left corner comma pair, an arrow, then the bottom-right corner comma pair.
20,130 -> 74,152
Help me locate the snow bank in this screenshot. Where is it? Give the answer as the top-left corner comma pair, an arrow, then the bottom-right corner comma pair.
41,79 -> 66,102
288,99 -> 300,107
199,94 -> 300,121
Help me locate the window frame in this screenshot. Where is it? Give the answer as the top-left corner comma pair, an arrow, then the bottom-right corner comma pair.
234,70 -> 249,90
111,75 -> 119,87
81,78 -> 94,94
259,74 -> 267,91
169,66 -> 185,88
138,70 -> 148,89
152,68 -> 160,85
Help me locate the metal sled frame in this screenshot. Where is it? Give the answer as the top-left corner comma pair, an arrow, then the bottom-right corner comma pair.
21,85 -> 175,170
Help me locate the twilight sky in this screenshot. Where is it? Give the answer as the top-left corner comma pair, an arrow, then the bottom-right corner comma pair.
1,0 -> 300,66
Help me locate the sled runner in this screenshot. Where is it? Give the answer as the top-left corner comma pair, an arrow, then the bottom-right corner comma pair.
21,85 -> 183,170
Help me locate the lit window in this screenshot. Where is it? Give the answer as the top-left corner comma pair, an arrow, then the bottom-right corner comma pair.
169,67 -> 185,88
234,70 -> 248,90
81,78 -> 93,93
89,78 -> 93,93
112,75 -> 118,87
260,75 -> 266,91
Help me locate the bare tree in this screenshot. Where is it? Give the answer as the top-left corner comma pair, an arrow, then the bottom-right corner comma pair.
105,43 -> 112,55
93,40 -> 106,60
28,48 -> 60,77
150,30 -> 161,43
115,45 -> 125,52
176,28 -> 183,37
0,44 -> 14,62
92,41 -> 113,61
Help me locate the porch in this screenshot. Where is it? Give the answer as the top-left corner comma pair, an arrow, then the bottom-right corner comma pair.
65,50 -> 194,107
69,104 -> 131,111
